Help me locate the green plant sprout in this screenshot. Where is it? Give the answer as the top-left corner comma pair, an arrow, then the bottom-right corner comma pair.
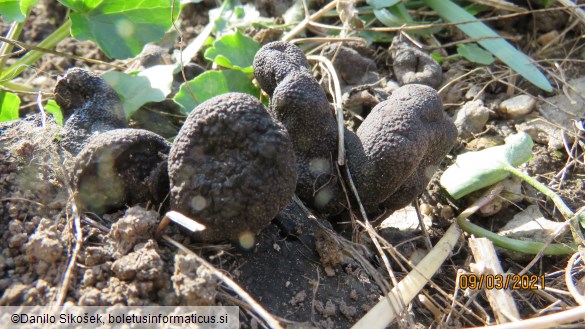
0,0 -> 180,122
441,132 -> 584,254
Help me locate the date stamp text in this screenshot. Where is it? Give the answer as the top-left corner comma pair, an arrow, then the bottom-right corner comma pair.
458,274 -> 545,290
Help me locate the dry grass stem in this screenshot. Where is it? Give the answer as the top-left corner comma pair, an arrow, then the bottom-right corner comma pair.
306,54 -> 345,165
469,0 -> 527,12
479,304 -> 585,329
351,223 -> 462,329
155,210 -> 206,238
565,252 -> 585,306
469,237 -> 521,323
0,36 -> 125,70
54,197 -> 82,306
282,0 -> 338,41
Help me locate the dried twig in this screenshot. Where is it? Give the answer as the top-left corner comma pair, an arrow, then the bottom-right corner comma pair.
565,252 -> 585,306
54,195 -> 83,306
306,54 -> 345,166
469,237 -> 521,323
282,0 -> 338,41
351,223 -> 462,329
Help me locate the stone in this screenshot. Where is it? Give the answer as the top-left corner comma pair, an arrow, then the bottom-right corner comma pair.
453,99 -> 490,139
499,95 -> 536,118
516,119 -> 565,150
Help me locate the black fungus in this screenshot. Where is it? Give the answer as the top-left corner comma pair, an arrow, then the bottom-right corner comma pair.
346,84 -> 457,213
254,41 -> 457,217
54,68 -> 127,155
73,129 -> 170,215
390,36 -> 443,88
255,42 -> 347,214
168,93 -> 297,242
253,41 -> 311,96
55,68 -> 171,215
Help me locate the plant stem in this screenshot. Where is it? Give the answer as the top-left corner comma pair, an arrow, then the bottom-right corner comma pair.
457,217 -> 576,255
1,81 -> 37,93
455,182 -> 576,255
504,165 -> 585,245
0,20 -> 72,82
0,22 -> 25,71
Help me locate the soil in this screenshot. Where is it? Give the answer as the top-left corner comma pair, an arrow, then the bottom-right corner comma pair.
1,0 -> 585,328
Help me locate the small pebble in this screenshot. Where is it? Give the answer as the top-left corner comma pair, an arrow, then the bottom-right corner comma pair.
453,100 -> 490,139
516,119 -> 564,149
498,95 -> 536,118
538,30 -> 559,46
439,205 -> 454,220
466,135 -> 504,151
465,84 -> 484,100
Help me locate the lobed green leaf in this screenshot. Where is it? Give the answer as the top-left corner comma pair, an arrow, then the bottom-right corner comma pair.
102,65 -> 175,119
204,30 -> 260,74
59,0 -> 180,59
173,70 -> 260,115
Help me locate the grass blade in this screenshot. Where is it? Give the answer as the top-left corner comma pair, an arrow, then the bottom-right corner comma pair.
422,0 -> 553,92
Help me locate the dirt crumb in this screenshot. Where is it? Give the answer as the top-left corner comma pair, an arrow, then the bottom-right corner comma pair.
25,218 -> 64,276
289,290 -> 307,306
315,228 -> 344,267
172,253 -> 218,306
106,206 -> 159,258
339,300 -> 357,320
315,299 -> 337,317
111,240 -> 163,283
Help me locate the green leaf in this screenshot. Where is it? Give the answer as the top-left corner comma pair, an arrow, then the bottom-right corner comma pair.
0,0 -> 25,22
204,30 -> 260,74
44,100 -> 63,126
457,43 -> 494,65
58,0 -> 180,59
173,70 -> 260,114
440,132 -> 534,199
102,66 -> 174,119
373,8 -> 403,26
0,91 -> 20,122
430,52 -> 443,64
422,0 -> 553,92
359,30 -> 394,44
0,0 -> 37,22
373,5 -> 442,35
464,3 -> 490,16
367,0 -> 399,10
536,0 -> 554,8
138,64 -> 175,97
209,2 -> 263,33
